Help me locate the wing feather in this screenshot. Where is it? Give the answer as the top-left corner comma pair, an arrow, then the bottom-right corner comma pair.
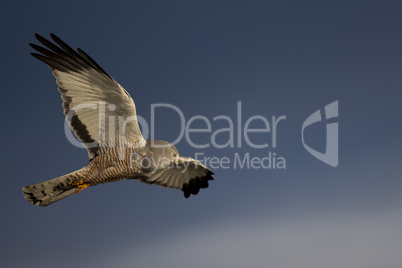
139,157 -> 214,198
30,33 -> 144,158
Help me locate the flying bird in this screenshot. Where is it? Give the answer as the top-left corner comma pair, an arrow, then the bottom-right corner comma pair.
23,33 -> 214,206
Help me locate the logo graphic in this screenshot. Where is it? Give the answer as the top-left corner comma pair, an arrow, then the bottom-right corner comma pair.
302,101 -> 338,167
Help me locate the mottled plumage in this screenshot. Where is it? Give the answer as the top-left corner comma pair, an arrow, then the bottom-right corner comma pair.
23,33 -> 214,206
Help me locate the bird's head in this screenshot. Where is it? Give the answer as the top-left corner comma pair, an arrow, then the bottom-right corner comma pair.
134,140 -> 179,172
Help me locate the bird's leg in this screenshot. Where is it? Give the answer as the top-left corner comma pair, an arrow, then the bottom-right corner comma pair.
71,180 -> 90,194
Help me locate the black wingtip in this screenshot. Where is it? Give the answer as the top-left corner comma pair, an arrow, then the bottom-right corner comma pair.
34,33 -> 48,44
76,46 -> 113,79
49,32 -> 60,42
30,32 -> 113,80
50,33 -> 70,50
181,170 -> 215,198
30,52 -> 45,61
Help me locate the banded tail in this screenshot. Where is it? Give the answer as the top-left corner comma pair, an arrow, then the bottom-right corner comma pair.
22,169 -> 85,207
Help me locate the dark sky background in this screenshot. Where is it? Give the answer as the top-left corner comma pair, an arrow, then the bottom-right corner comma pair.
1,1 -> 402,267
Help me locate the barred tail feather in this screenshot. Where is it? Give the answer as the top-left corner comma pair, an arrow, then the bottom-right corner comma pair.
22,170 -> 83,207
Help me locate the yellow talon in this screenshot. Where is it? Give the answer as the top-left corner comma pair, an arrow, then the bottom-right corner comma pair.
72,181 -> 90,194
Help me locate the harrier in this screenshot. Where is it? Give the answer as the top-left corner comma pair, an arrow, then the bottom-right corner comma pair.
23,33 -> 214,206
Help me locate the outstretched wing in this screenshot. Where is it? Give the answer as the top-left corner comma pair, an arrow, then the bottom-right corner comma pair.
139,156 -> 214,198
30,33 -> 144,159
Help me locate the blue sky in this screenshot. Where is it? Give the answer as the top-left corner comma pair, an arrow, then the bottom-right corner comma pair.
1,1 -> 402,267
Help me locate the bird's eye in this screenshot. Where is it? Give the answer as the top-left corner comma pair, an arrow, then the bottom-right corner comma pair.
173,153 -> 177,158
